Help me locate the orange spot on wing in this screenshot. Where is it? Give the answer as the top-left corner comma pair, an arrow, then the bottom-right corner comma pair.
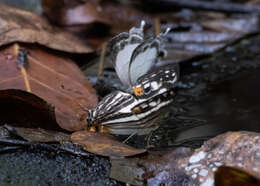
133,87 -> 144,96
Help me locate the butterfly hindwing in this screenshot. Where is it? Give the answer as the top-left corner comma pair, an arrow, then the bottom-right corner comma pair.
136,64 -> 179,88
128,30 -> 170,86
108,21 -> 145,87
128,38 -> 160,86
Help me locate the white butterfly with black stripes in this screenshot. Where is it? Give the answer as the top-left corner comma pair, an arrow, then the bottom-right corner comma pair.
86,21 -> 179,135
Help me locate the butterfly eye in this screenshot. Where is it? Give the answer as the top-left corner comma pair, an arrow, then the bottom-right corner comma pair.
144,86 -> 151,94
143,83 -> 151,94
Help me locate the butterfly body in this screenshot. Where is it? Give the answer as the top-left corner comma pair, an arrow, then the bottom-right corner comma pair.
86,21 -> 179,136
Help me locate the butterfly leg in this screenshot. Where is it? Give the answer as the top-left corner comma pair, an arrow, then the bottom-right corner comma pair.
145,117 -> 160,149
145,130 -> 155,149
122,131 -> 138,144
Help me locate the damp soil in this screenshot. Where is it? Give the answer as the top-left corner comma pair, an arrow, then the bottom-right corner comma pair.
1,34 -> 260,185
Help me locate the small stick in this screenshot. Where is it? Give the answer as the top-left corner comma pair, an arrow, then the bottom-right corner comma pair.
14,43 -> 31,92
145,130 -> 155,149
154,17 -> 161,36
20,68 -> 31,92
98,42 -> 107,77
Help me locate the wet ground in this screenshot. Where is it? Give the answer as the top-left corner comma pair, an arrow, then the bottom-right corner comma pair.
1,31 -> 260,185
0,144 -> 121,186
153,34 -> 260,148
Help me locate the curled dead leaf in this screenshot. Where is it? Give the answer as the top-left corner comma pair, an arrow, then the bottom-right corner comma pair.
0,89 -> 61,131
71,131 -> 146,157
0,43 -> 98,131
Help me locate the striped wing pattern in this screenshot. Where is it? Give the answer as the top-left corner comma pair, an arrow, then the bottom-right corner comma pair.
87,65 -> 179,135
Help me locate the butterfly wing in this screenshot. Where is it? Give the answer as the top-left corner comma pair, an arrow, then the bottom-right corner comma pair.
128,29 -> 170,86
133,64 -> 179,99
108,21 -> 145,87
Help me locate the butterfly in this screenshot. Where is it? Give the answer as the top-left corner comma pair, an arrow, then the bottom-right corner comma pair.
86,21 -> 179,136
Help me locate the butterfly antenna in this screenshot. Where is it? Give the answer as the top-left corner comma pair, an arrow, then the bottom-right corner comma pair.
158,27 -> 171,37
129,21 -> 145,39
164,27 -> 171,35
140,20 -> 145,30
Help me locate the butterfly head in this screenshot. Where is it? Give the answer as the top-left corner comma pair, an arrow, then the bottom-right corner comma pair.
85,109 -> 94,127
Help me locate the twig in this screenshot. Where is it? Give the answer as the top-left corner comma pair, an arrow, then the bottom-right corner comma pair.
122,132 -> 137,144
154,17 -> 161,36
14,43 -> 31,92
146,0 -> 260,15
98,42 -> 107,77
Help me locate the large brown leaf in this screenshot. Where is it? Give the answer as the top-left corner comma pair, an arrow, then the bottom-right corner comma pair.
71,131 -> 146,157
0,43 -> 98,131
0,3 -> 93,54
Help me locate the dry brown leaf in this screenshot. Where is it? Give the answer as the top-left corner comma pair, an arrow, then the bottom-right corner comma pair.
42,0 -> 152,34
0,43 -> 98,131
0,3 -> 93,54
71,131 -> 146,157
42,0 -> 111,26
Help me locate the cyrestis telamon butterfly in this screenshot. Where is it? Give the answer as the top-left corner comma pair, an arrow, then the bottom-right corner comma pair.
86,21 -> 179,135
